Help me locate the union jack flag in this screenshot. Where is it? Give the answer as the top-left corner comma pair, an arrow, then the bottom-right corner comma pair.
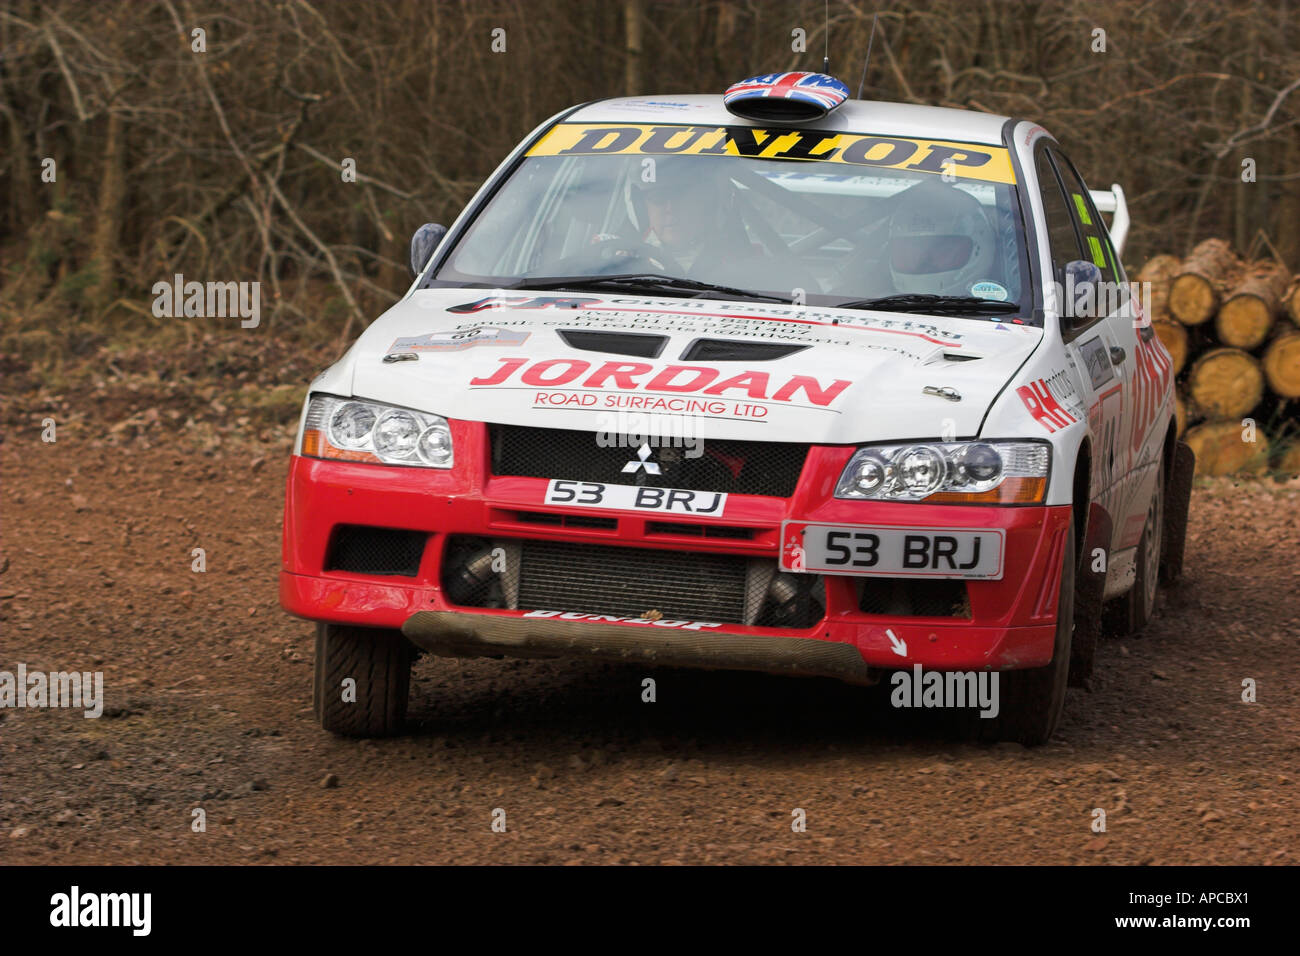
723,72 -> 850,112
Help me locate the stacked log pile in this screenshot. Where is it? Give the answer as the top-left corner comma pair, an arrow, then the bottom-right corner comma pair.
1138,239 -> 1300,476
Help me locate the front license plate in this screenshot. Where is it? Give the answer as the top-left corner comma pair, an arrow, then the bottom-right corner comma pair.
782,522 -> 1005,579
544,479 -> 727,516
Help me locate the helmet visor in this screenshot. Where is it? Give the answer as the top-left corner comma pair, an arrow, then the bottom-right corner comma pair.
889,234 -> 974,275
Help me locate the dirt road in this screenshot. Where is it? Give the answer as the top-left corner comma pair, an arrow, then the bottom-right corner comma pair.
2,433 -> 1298,865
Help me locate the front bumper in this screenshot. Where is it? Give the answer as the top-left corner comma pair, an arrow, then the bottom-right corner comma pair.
280,421 -> 1071,674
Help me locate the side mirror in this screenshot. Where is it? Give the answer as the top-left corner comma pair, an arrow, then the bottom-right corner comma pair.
1060,258 -> 1103,325
409,223 -> 447,277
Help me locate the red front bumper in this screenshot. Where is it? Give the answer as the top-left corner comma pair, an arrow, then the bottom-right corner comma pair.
280,420 -> 1070,673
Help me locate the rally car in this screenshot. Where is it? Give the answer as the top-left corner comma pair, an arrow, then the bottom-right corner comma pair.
281,72 -> 1194,744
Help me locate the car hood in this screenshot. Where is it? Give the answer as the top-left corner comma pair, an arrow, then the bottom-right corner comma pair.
344,288 -> 1042,444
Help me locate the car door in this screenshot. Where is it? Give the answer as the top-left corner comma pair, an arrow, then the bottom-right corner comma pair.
1034,144 -> 1129,553
1052,149 -> 1169,556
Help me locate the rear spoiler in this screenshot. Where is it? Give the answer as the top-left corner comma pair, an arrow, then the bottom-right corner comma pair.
1089,184 -> 1129,259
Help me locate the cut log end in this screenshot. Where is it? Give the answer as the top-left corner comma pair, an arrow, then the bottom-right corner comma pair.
1262,330 -> 1300,398
1216,295 -> 1273,349
1137,254 -> 1182,284
1168,274 -> 1218,326
1188,347 -> 1264,420
1285,280 -> 1300,327
1276,443 -> 1300,476
1216,262 -> 1288,349
1153,320 -> 1189,375
1169,238 -> 1239,326
1184,421 -> 1271,476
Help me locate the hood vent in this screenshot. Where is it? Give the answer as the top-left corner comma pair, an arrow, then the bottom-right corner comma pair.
681,339 -> 809,362
558,330 -> 667,358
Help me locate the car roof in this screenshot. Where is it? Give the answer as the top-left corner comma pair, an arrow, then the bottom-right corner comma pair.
563,95 -> 1014,146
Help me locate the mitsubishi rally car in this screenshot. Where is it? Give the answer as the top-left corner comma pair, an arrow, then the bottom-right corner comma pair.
281,72 -> 1194,744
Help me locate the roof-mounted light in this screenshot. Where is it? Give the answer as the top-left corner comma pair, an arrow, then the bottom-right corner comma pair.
723,71 -> 850,123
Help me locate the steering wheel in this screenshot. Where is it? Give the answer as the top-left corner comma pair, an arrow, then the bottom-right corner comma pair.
544,236 -> 685,277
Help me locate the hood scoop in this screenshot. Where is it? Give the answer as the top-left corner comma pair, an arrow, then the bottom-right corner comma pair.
680,339 -> 809,362
557,329 -> 667,358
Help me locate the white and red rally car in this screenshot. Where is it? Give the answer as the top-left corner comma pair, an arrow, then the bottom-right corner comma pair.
281,73 -> 1193,744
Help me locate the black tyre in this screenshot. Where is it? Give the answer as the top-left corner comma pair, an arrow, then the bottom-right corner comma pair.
1161,441 -> 1195,585
312,622 -> 413,737
1068,504 -> 1105,687
1103,454 -> 1165,638
979,519 -> 1075,746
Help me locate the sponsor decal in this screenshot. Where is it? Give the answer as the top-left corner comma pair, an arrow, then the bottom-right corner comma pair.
389,326 -> 530,353
970,280 -> 1009,301
527,123 -> 1017,185
449,296 -> 602,314
617,99 -> 711,113
470,357 -> 852,418
1130,327 -> 1173,453
446,295 -> 965,349
1017,374 -> 1079,433
545,478 -> 726,516
523,609 -> 722,630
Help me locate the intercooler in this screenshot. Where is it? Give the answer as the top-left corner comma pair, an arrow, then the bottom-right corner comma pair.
441,536 -> 825,628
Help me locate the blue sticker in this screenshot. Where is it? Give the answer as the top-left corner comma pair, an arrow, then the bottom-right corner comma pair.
971,281 -> 1009,302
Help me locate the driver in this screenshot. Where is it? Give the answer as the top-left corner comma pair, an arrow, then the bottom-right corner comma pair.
628,158 -> 741,271
884,179 -> 998,296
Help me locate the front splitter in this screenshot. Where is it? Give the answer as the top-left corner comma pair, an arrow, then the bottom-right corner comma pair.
402,610 -> 879,686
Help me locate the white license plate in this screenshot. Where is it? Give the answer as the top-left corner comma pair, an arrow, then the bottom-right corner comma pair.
783,522 -> 1005,579
544,479 -> 727,516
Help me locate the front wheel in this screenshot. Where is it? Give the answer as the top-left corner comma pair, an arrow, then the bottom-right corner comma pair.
978,518 -> 1075,746
312,623 -> 413,737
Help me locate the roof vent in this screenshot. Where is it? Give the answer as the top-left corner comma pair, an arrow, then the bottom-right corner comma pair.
723,72 -> 849,123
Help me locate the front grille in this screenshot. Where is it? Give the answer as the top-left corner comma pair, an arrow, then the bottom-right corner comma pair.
645,520 -> 756,539
441,536 -> 824,627
326,525 -> 427,577
517,540 -> 747,622
490,425 -> 809,497
513,510 -> 617,530
858,578 -> 970,618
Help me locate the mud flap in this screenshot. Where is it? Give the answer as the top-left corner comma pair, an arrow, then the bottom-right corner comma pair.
1069,502 -> 1108,687
1160,441 -> 1195,585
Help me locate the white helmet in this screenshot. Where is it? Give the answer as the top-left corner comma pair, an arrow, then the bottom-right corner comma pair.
887,181 -> 997,296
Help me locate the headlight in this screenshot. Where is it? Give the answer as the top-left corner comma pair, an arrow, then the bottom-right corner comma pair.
300,395 -> 454,468
835,441 -> 1048,503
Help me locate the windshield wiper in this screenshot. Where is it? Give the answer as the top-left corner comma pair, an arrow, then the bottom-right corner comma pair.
835,293 -> 1021,315
508,274 -> 791,304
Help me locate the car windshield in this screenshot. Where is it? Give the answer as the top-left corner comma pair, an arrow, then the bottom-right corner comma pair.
429,123 -> 1032,321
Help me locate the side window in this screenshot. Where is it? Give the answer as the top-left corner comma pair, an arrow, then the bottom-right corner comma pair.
1034,148 -> 1083,275
1051,151 -> 1119,284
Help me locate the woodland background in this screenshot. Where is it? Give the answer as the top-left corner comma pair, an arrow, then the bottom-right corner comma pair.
0,0 -> 1298,439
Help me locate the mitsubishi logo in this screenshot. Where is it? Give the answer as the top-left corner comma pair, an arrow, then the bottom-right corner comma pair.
621,443 -> 661,476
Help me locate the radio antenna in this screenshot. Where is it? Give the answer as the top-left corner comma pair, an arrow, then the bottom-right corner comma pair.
857,13 -> 878,99
823,0 -> 830,73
